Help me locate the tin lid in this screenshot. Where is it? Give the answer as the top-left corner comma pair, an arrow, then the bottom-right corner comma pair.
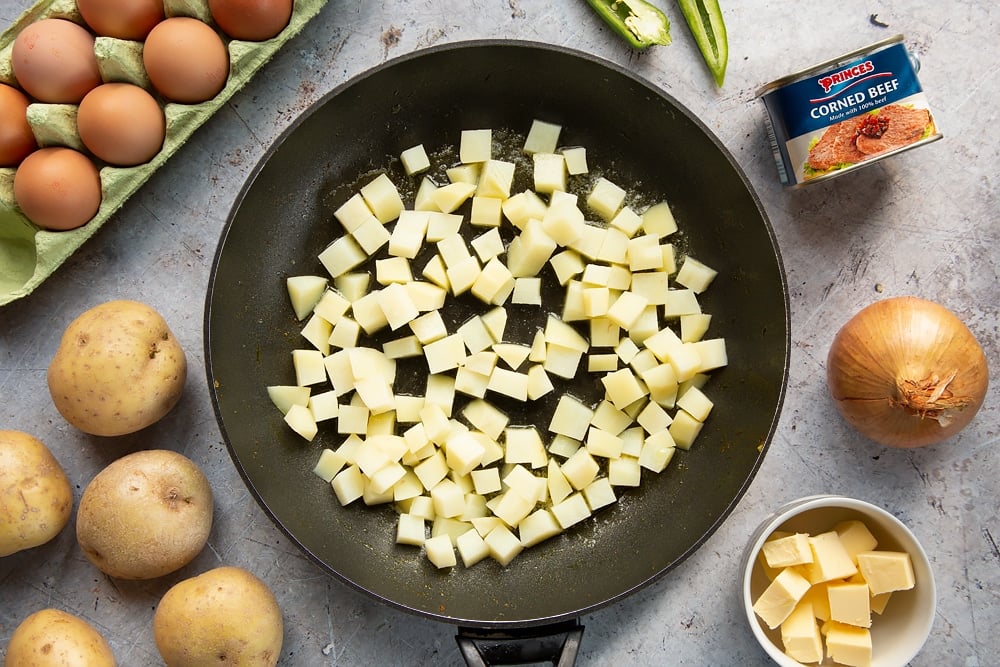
756,34 -> 906,98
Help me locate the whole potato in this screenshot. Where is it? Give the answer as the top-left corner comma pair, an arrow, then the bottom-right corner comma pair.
4,608 -> 115,666
76,449 -> 212,579
153,566 -> 283,667
0,430 -> 73,557
47,300 -> 186,436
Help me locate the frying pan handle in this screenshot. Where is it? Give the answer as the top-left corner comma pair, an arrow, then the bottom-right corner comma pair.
456,620 -> 584,666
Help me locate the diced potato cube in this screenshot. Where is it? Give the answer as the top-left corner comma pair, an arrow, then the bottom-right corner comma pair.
388,210 -> 429,259
609,206 -> 642,237
410,310 -> 448,344
400,144 -> 430,176
481,306 -> 508,342
476,159 -> 516,199
638,430 -> 675,472
586,177 -> 626,221
413,176 -> 439,211
668,410 -> 704,450
586,427 -> 624,459
445,431 -> 486,476
548,395 -> 594,440
471,257 -> 515,305
507,219 -> 557,278
628,234 -> 663,271
424,534 -> 457,568
511,277 -> 542,306
413,450 -> 448,491
518,509 -> 562,548
318,236 -> 367,279
550,493 -> 591,529
582,477 -> 616,511
607,455 -> 641,487
641,201 -> 677,237
663,289 -> 702,318
691,338 -> 728,372
676,256 -> 718,293
447,163 -> 481,185
460,128 -> 492,163
487,367 -> 529,401
561,448 -> 600,490
680,313 -> 712,343
430,479 -> 466,518
561,146 -> 588,175
337,404 -> 370,435
470,467 -> 502,495
566,223 -> 605,260
588,353 -> 618,372
354,376 -> 395,415
636,400 -> 672,435
533,152 -> 566,193
334,193 -> 375,232
607,291 -> 649,331
677,385 -> 713,422
396,513 -> 426,546
501,190 -> 548,230
376,282 -> 420,331
446,255 -> 482,296
383,335 -> 422,359
292,349 -> 326,386
312,448 -> 347,482
331,465 -> 366,505
360,173 -> 404,223
424,211 -> 463,242
432,516 -> 471,543
267,385 -> 310,415
369,461 -> 407,495
596,227 -> 629,264
541,201 -> 585,246
484,524 -> 523,566
523,119 -> 561,154
504,427 -> 547,469
286,275 -> 328,320
350,291 -> 389,335
456,528 -> 490,567
549,249 -> 585,285
470,195 -> 503,227
619,426 -> 644,457
462,399 -> 509,441
601,368 -> 647,410
334,272 -> 370,302
432,182 -> 477,213
470,228 -> 504,264
393,470 -> 423,501
283,404 -> 317,441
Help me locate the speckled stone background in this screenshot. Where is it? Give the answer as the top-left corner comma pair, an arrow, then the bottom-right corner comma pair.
1,1 -> 996,665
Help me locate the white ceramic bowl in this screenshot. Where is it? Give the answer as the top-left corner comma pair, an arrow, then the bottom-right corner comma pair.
741,495 -> 936,666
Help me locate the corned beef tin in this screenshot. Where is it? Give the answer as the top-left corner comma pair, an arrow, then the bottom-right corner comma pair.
758,35 -> 941,187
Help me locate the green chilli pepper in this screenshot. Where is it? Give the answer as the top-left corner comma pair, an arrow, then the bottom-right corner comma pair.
676,0 -> 728,86
585,0 -> 672,49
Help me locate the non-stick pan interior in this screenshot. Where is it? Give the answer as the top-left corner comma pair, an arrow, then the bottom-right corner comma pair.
206,41 -> 788,627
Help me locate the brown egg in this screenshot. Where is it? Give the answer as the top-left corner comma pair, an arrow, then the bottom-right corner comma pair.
78,83 -> 165,166
77,0 -> 165,40
11,18 -> 102,103
0,84 -> 36,166
14,147 -> 102,231
143,18 -> 229,104
209,0 -> 293,41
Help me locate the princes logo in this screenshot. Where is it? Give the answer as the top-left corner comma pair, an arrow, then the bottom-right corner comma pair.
810,60 -> 891,102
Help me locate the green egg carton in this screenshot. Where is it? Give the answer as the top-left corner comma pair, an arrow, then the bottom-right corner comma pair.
0,0 -> 328,307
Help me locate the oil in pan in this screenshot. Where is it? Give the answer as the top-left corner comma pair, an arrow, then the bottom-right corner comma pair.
757,35 -> 942,188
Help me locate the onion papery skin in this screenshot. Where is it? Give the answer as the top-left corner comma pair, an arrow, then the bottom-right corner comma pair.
826,296 -> 989,448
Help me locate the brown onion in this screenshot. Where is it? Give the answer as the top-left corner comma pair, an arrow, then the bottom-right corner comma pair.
827,296 -> 989,448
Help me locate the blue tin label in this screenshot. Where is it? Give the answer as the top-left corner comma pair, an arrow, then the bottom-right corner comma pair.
758,37 -> 942,187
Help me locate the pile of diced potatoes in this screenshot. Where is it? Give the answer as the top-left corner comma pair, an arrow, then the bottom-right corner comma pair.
752,520 -> 916,666
267,119 -> 728,569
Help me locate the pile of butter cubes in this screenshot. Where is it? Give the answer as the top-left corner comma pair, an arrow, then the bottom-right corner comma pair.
752,520 -> 915,666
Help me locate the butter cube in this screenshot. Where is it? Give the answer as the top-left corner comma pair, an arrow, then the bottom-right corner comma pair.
752,566 -> 812,629
827,581 -> 872,628
805,531 -> 858,583
762,533 -> 814,569
780,600 -> 823,664
835,520 -> 879,563
856,551 -> 915,595
824,621 -> 872,667
758,531 -> 794,581
801,580 -> 833,621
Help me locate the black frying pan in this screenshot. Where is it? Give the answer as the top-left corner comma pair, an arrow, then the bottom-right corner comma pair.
205,40 -> 788,660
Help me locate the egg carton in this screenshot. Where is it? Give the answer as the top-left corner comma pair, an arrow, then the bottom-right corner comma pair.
0,0 -> 328,307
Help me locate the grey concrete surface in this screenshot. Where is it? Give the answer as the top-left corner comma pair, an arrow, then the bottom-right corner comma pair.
1,1 -> 997,665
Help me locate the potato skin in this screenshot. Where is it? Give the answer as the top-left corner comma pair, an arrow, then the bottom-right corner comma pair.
47,300 -> 187,437
0,430 -> 73,557
4,608 -> 116,666
153,566 -> 283,667
76,449 -> 213,579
